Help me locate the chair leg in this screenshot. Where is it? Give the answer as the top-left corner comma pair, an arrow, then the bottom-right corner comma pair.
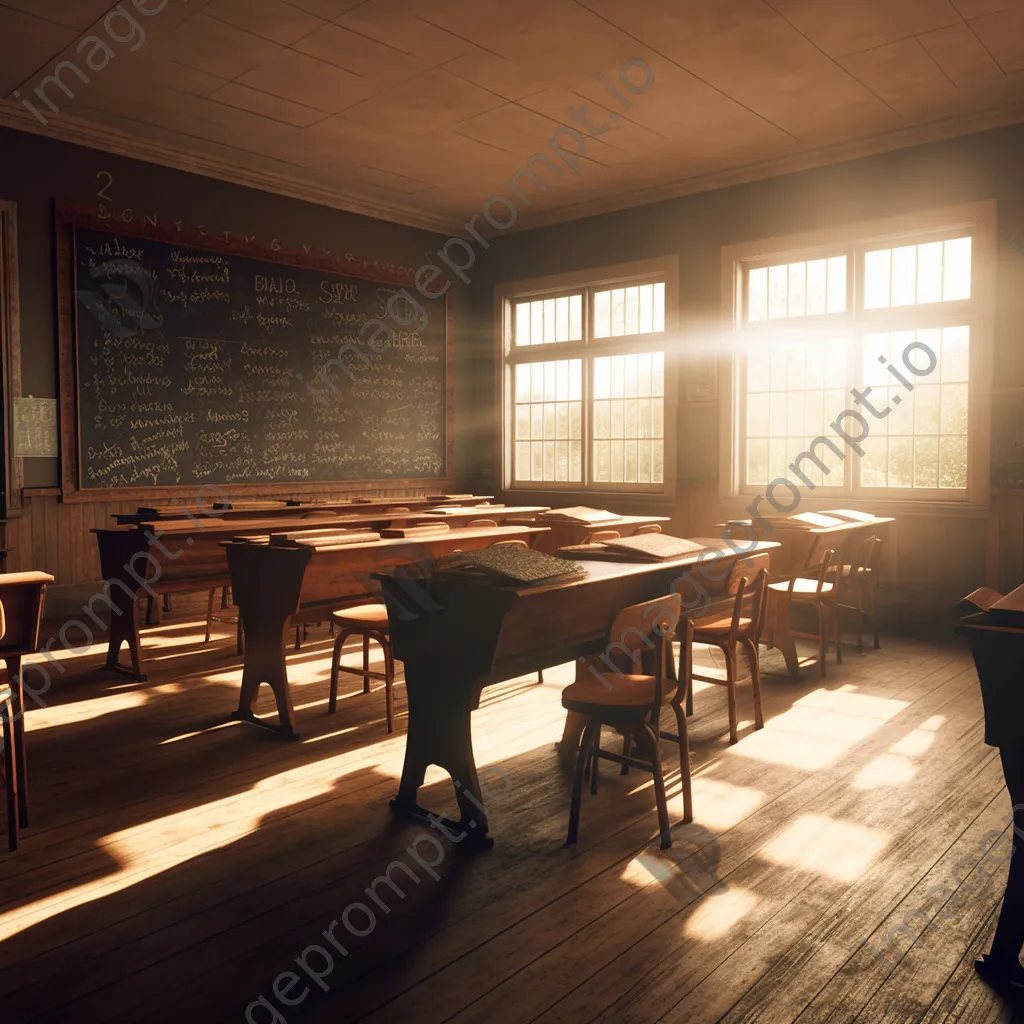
590,733 -> 600,796
817,604 -> 827,679
833,604 -> 842,665
620,730 -> 631,776
855,577 -> 865,652
870,578 -> 880,649
163,593 -> 172,614
725,645 -> 739,745
362,635 -> 371,694
204,588 -> 216,644
685,685 -> 693,717
744,638 -> 764,731
328,630 -> 347,714
237,613 -> 244,656
672,700 -> 693,824
221,586 -> 230,610
294,625 -> 301,651
383,636 -> 395,734
566,721 -> 598,846
643,721 -> 672,850
537,668 -> 544,684
2,698 -> 17,852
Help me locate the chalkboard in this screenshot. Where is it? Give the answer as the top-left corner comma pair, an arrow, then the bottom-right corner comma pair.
57,209 -> 451,498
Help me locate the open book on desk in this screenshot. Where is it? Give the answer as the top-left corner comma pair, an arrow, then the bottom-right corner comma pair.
538,506 -> 620,525
559,534 -> 709,563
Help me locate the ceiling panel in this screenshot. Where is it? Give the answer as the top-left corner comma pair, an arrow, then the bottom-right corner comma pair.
1,0 -> 1022,232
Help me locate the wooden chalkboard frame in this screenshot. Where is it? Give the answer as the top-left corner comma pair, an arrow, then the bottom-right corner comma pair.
55,204 -> 454,502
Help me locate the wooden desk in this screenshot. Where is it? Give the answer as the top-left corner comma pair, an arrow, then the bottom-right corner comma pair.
112,494 -> 494,525
93,508 -> 536,679
0,571 -> 53,831
375,538 -> 778,845
224,524 -> 547,739
505,514 -> 671,554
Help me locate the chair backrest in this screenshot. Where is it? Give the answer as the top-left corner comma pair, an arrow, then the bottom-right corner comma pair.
588,528 -> 622,543
467,518 -> 498,528
596,594 -> 682,708
854,534 -> 881,573
634,523 -> 662,535
722,552 -> 771,641
495,539 -> 528,548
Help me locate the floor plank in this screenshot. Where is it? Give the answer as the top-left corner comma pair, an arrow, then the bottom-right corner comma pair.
0,601 -> 1016,1024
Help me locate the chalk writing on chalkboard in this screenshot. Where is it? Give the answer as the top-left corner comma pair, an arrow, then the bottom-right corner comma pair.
61,215 -> 450,493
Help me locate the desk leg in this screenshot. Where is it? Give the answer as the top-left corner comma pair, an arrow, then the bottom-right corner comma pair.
765,590 -> 800,678
5,657 -> 27,828
105,598 -> 147,682
231,625 -> 298,740
392,666 -> 491,848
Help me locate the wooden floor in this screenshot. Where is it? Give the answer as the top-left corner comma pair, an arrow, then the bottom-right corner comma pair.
0,598 -> 1019,1024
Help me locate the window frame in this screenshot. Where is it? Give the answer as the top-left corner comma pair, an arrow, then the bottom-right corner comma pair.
495,256 -> 678,498
720,202 -> 995,511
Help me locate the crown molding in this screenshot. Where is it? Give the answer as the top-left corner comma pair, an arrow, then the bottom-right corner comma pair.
504,101 -> 1024,234
0,102 -> 460,236
3,97 -> 1023,243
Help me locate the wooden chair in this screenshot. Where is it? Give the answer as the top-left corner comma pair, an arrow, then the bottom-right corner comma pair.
837,536 -> 881,650
587,529 -> 621,543
766,549 -> 838,678
560,593 -> 686,849
467,518 -> 498,527
1,679 -> 15,851
329,602 -> 395,733
683,553 -> 770,744
0,571 -> 52,836
634,523 -> 663,535
0,597 -> 14,851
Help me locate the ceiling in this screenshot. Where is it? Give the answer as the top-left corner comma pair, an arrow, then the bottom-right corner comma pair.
2,0 -> 1024,233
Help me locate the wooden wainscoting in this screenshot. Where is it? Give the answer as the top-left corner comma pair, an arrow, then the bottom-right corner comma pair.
987,488 -> 1024,591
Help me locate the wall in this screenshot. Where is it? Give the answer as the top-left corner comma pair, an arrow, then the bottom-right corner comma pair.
467,123 -> 1024,622
0,126 -> 457,585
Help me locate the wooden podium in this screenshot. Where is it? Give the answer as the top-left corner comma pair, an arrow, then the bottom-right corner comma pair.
956,583 -> 1024,983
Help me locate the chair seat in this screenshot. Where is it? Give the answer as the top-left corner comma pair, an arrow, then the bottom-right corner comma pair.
693,614 -> 753,635
562,664 -> 677,711
769,578 -> 834,596
840,565 -> 873,576
331,604 -> 390,630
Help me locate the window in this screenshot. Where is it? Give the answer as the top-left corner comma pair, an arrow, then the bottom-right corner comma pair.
499,260 -> 676,492
728,205 -> 992,503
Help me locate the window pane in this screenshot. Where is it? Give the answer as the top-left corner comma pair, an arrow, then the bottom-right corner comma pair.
555,296 -> 569,341
594,290 -> 611,338
594,357 -> 610,399
943,236 -> 971,301
530,301 -> 543,345
653,283 -> 665,332
515,303 -> 530,347
788,261 -> 806,317
611,288 -> 625,335
806,259 -> 827,316
625,286 -> 639,334
652,352 -> 664,397
569,359 -> 582,401
747,438 -> 768,485
769,264 -> 787,319
827,256 -> 847,313
864,249 -> 891,309
569,294 -> 582,340
917,241 -> 943,304
594,400 -> 610,438
891,245 -> 917,306
914,436 -> 939,488
853,328 -> 967,491
594,440 -> 610,481
749,267 -> 768,322
639,284 -> 654,333
512,358 -> 582,483
543,298 -> 556,343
